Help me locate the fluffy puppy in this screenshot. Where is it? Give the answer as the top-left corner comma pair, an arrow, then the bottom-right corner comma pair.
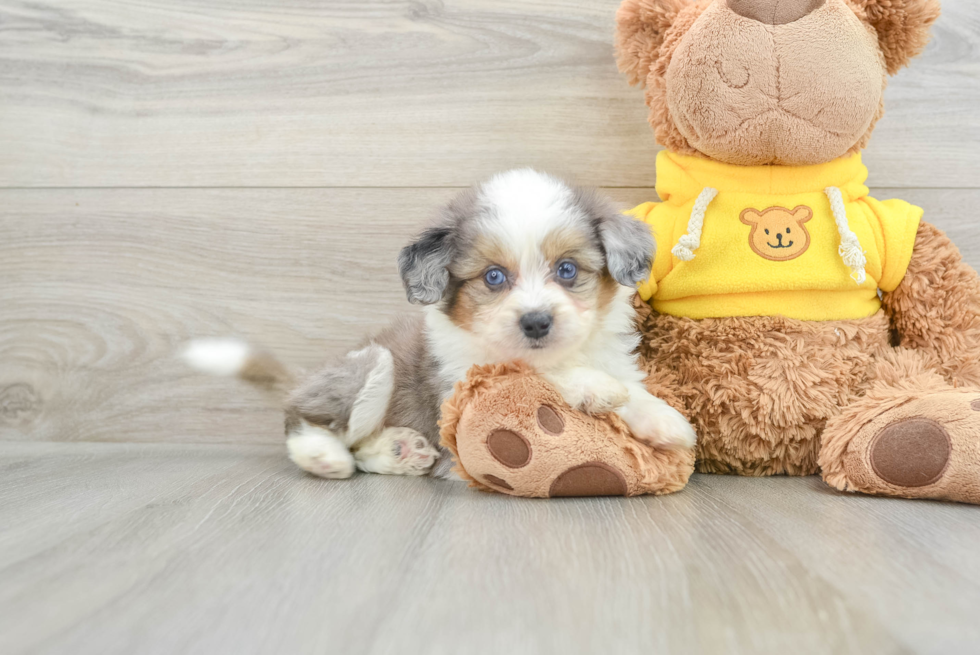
185,169 -> 696,479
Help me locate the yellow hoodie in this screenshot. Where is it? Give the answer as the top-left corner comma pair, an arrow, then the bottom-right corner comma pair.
629,151 -> 922,321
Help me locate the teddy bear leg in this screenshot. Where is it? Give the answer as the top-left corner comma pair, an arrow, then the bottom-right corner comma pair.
819,350 -> 980,504
440,363 -> 694,498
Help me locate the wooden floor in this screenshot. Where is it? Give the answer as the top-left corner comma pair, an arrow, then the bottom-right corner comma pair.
2,0 -> 980,653
2,441 -> 980,655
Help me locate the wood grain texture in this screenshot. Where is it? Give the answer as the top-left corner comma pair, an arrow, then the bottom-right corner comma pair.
0,0 -> 977,188
2,1 -> 978,651
1,441 -> 979,655
2,187 -> 977,445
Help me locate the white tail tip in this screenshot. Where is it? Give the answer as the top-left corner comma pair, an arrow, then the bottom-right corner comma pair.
181,338 -> 252,376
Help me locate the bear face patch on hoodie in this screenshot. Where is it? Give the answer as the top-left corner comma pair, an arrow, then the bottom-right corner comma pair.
630,151 -> 922,321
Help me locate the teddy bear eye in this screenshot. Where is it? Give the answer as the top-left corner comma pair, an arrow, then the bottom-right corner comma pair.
786,228 -> 791,234
764,229 -> 770,235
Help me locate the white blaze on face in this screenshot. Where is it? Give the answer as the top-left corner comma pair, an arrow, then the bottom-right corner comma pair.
470,169 -> 599,366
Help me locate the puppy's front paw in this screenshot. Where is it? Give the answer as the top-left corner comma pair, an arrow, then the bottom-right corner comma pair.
620,392 -> 697,449
553,369 -> 630,415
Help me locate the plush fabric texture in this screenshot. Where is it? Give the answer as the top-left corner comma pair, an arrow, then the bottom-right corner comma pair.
439,362 -> 694,498
618,0 -> 710,157
854,0 -> 942,75
629,151 -> 921,319
616,1 -> 940,164
635,297 -> 892,475
664,0 -> 885,165
445,0 -> 979,504
881,221 -> 980,388
819,352 -> 980,504
729,0 -> 826,24
633,224 -> 980,504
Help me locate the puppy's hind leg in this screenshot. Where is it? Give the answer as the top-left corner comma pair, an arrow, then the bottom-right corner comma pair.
286,344 -> 395,478
353,427 -> 440,476
287,421 -> 356,479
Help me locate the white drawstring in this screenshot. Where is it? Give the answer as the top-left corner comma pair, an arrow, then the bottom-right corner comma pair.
825,186 -> 867,285
671,187 -> 718,261
673,185 -> 867,286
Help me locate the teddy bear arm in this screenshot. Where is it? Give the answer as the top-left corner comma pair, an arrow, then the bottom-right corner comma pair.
881,220 -> 980,387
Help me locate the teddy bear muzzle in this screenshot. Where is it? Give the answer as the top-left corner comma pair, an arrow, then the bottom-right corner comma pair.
727,0 -> 825,25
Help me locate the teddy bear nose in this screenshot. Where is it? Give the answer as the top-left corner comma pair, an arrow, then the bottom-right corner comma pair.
727,0 -> 825,25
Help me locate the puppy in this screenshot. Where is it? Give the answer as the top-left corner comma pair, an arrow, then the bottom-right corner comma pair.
185,169 -> 695,479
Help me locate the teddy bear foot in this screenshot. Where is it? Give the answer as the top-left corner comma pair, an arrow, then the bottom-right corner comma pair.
821,389 -> 980,504
440,363 -> 694,498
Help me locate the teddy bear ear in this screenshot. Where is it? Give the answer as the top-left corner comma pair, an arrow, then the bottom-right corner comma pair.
739,208 -> 762,225
615,0 -> 692,86
791,206 -> 814,223
855,0 -> 942,75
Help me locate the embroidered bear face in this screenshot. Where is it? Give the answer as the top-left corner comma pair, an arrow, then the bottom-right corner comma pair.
739,205 -> 813,261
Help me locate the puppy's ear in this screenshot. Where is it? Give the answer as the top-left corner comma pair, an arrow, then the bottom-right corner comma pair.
855,0 -> 941,75
615,0 -> 690,86
398,225 -> 455,305
576,188 -> 654,287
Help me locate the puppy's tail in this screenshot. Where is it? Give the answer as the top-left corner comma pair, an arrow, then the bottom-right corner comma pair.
181,338 -> 294,397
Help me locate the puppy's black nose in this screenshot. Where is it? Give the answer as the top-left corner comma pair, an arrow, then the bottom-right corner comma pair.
520,312 -> 553,340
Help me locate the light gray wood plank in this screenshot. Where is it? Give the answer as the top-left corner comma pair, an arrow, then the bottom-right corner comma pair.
1,187 -> 977,445
0,0 -> 977,188
1,442 -> 979,655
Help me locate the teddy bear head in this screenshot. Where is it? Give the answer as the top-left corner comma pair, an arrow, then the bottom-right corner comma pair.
615,0 -> 940,166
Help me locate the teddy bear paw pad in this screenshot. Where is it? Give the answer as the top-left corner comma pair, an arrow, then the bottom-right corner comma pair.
483,474 -> 514,491
549,462 -> 628,498
536,405 -> 564,434
870,417 -> 951,488
487,429 -> 532,468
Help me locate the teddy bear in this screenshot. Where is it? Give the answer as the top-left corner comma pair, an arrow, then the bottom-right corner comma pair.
441,0 -> 980,504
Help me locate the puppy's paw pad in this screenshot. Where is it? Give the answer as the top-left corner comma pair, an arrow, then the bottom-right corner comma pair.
487,429 -> 532,468
393,434 -> 440,474
549,462 -> 628,497
354,427 -> 438,476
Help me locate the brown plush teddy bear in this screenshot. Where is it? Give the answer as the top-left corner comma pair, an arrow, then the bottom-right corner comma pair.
442,0 -> 980,503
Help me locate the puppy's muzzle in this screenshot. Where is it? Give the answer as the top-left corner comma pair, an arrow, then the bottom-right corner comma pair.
520,312 -> 553,340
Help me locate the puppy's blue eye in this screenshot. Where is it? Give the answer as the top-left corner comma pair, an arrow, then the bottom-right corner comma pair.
556,261 -> 577,280
484,268 -> 506,286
